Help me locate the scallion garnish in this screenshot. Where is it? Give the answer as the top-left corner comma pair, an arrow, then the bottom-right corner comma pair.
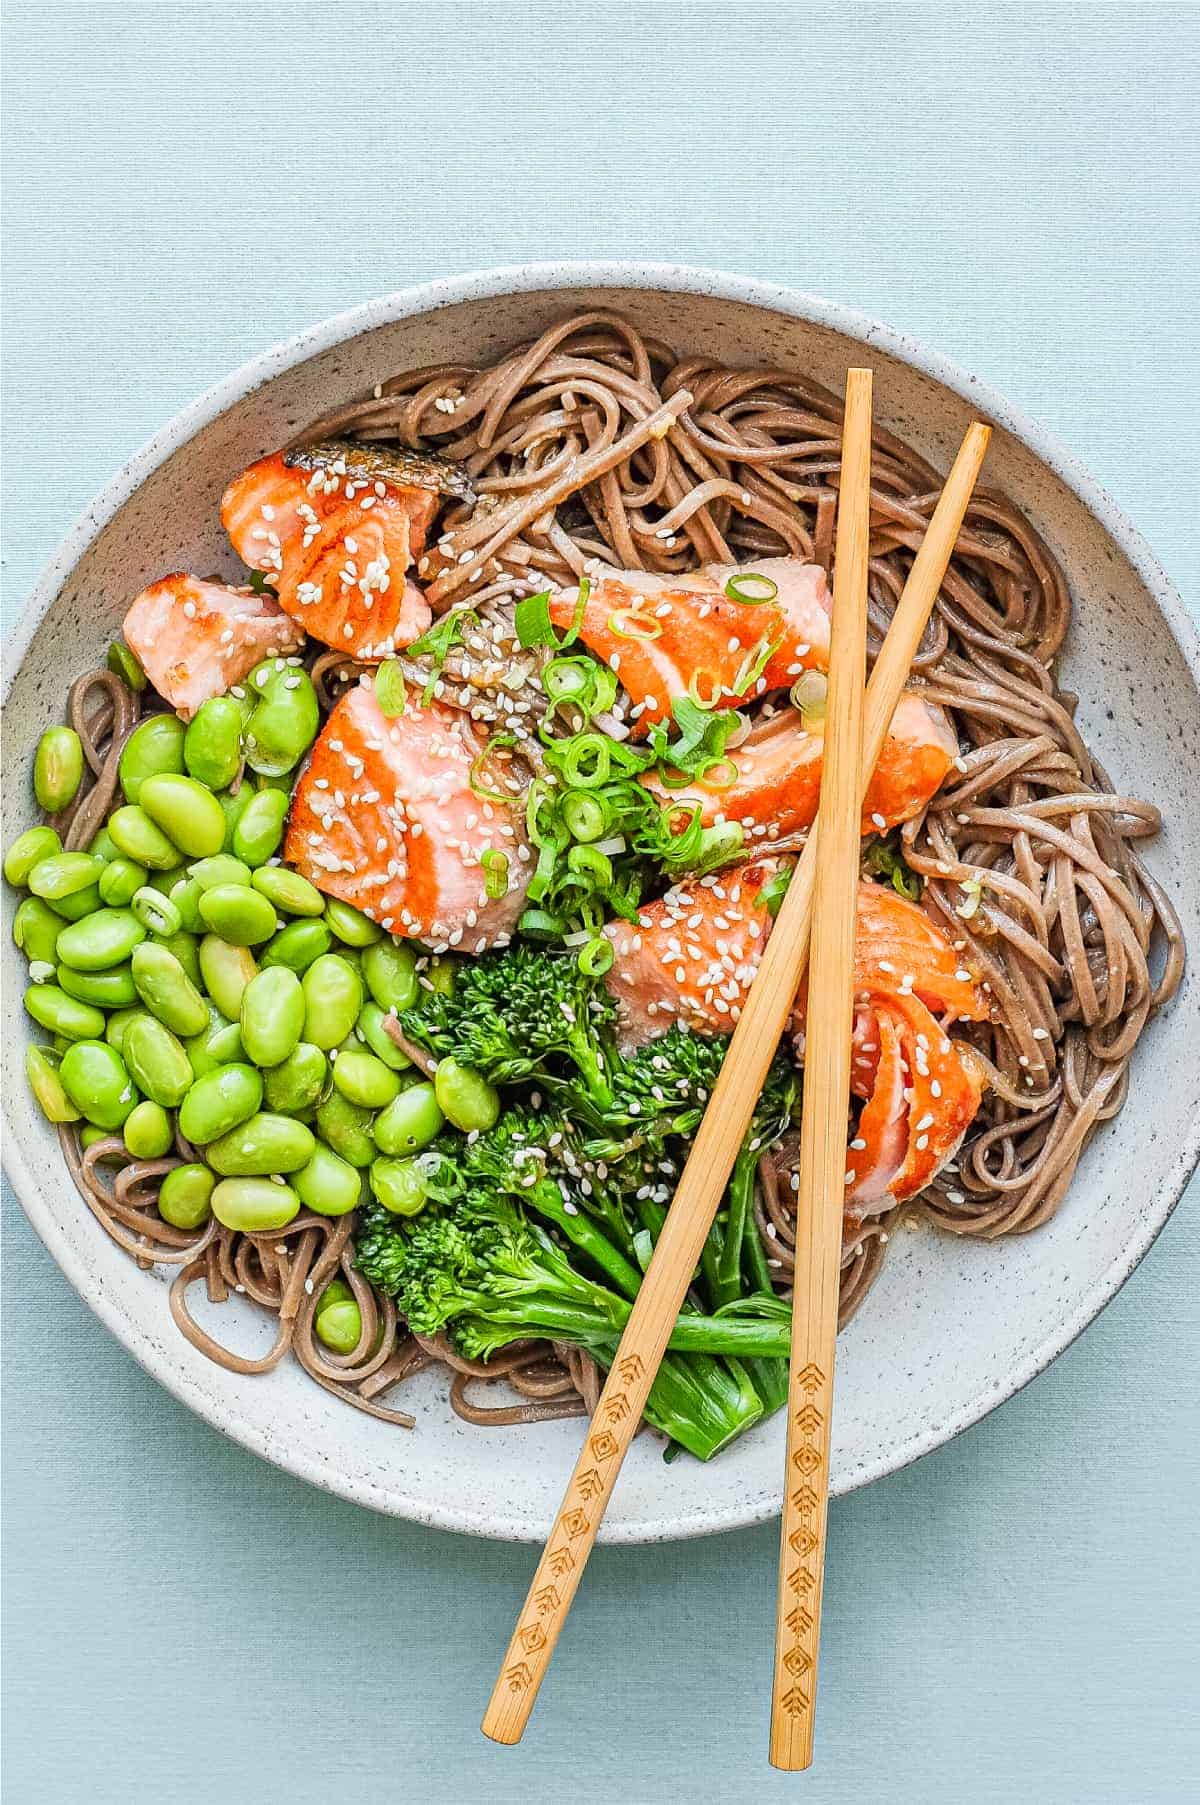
407,606 -> 478,706
790,669 -> 828,723
607,606 -> 663,641
724,572 -> 779,605
374,659 -> 407,718
514,590 -> 556,648
481,849 -> 510,900
559,575 -> 590,648
468,731 -> 519,804
578,936 -> 614,978
561,791 -> 609,843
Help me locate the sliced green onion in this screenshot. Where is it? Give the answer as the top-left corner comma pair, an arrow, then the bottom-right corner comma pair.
731,631 -> 782,697
468,731 -> 519,804
567,845 -> 613,887
518,907 -> 566,939
686,668 -> 723,710
694,755 -> 739,790
956,875 -> 983,919
594,835 -> 627,856
724,572 -> 779,604
790,669 -> 828,722
556,734 -> 612,789
107,640 -> 147,692
407,607 -> 478,705
760,866 -> 792,917
481,849 -> 510,900
374,660 -> 407,717
247,569 -> 278,597
578,936 -> 614,978
608,606 -> 663,641
559,575 -> 590,648
562,791 -> 609,843
514,590 -> 555,648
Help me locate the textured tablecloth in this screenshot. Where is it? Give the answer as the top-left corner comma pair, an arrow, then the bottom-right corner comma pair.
3,6 -> 1197,1801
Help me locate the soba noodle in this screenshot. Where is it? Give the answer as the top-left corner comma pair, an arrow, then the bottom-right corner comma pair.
52,311 -> 1184,1434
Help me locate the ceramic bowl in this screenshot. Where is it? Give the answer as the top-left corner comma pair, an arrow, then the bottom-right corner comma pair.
4,263 -> 1198,1542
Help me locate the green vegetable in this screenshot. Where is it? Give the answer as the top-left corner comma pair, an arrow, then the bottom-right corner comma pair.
323,898 -> 382,948
188,854 -> 252,892
197,883 -> 277,946
251,865 -> 325,917
58,1039 -> 138,1130
231,787 -> 289,866
373,660 -> 407,717
178,1063 -> 263,1144
862,828 -> 922,900
263,1042 -> 328,1114
205,1112 -> 315,1176
356,1001 -> 412,1071
122,1015 -> 194,1108
27,851 -> 103,901
107,640 -> 147,692
24,983 -> 106,1042
183,697 -> 243,790
210,1177 -> 300,1232
198,935 -> 257,1022
369,1155 -> 429,1216
371,1082 -> 443,1156
434,1057 -> 500,1132
314,1295 -> 363,1353
107,805 -> 181,871
261,918 -> 333,973
150,928 -> 203,988
513,589 -> 556,648
361,939 -> 418,1013
99,857 -> 150,907
119,714 -> 186,804
5,826 -> 62,887
34,726 -> 84,813
242,660 -> 320,776
105,1007 -> 152,1055
302,954 -> 363,1049
138,774 -> 226,860
57,961 -> 137,1008
123,1099 -> 174,1159
315,1091 -> 376,1167
405,607 -> 478,706
13,896 -> 62,966
55,907 -> 145,972
25,1046 -> 81,1123
239,965 -> 305,1067
130,942 -> 210,1037
158,1163 -> 215,1230
131,885 -> 182,937
292,1143 -> 361,1216
331,1049 -> 401,1110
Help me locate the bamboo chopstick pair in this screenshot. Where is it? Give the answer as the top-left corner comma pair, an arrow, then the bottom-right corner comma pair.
481,373 -> 992,1764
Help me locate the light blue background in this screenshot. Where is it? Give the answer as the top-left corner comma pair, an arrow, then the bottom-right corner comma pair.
3,5 -> 1197,1801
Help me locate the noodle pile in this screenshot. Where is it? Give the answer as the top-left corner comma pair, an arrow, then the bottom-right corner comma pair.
54,311 -> 1184,1435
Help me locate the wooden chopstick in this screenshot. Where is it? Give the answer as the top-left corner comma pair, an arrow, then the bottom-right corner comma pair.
768,368 -> 872,1767
481,410 -> 992,1749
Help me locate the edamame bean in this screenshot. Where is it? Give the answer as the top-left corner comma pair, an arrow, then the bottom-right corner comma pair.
119,713 -> 186,803
197,883 -> 277,947
183,1004 -> 240,1078
79,1123 -> 119,1153
434,1058 -> 501,1131
4,826 -> 62,887
251,865 -> 324,917
361,939 -> 419,1013
58,1039 -> 138,1129
217,785 -> 255,852
157,1164 -> 215,1230
242,662 -> 319,777
27,851 -> 103,901
57,961 -> 137,1008
231,788 -> 289,867
198,935 -> 257,1021
319,1278 -> 354,1309
107,640 -> 147,692
25,1046 -> 81,1123
138,774 -> 226,860
150,928 -> 203,988
45,883 -> 103,922
98,857 -> 149,907
210,1177 -> 300,1233
13,896 -> 61,966
33,726 -> 84,813
356,1000 -> 413,1071
130,942 -> 209,1037
123,1099 -> 173,1159
237,964 -> 305,1069
105,1007 -> 151,1054
371,1082 -> 443,1156
261,918 -> 332,973
206,1112 -> 315,1176
130,886 -> 182,937
143,864 -> 187,895
426,956 -> 456,996
302,955 -> 363,1050
315,1296 -> 363,1353
178,1063 -> 263,1143
332,1048 -> 402,1110
25,983 -> 106,1041
263,1042 -> 327,1113
183,696 -> 243,790
315,1091 -> 376,1167
55,907 -> 145,972
188,854 -> 251,892
123,1014 -> 194,1107
167,876 -> 205,933
292,1143 -> 361,1216
323,897 -> 383,948
107,806 -> 181,871
88,827 -> 120,863
369,1155 -> 429,1216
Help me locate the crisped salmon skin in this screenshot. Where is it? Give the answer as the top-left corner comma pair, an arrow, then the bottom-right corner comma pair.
548,557 -> 829,735
284,681 -> 529,951
221,449 -> 436,660
122,574 -> 304,720
643,689 -> 957,840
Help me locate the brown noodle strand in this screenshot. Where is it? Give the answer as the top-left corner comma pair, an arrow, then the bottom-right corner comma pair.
46,309 -> 1183,1437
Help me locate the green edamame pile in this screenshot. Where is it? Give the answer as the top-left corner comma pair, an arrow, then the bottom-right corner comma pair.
9,656 -> 503,1359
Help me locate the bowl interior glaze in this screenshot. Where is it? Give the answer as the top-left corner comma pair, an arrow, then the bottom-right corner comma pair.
4,266 -> 1198,1542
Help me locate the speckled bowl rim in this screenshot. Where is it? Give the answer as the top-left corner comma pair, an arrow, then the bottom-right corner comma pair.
4,261 -> 1198,1543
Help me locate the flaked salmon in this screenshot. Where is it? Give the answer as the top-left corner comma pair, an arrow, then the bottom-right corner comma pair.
284,681 -> 529,951
122,574 -> 304,720
643,690 -> 957,841
548,557 -> 829,735
221,444 -> 439,660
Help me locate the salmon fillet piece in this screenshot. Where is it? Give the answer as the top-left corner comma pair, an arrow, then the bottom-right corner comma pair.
284,681 -> 529,951
122,574 -> 304,720
644,689 -> 957,840
221,450 -> 436,659
548,557 -> 830,735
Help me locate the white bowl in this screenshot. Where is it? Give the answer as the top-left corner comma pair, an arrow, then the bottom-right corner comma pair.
4,263 -> 1199,1542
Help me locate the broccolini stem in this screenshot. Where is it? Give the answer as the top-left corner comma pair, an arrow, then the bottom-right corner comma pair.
713,1152 -> 755,1309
